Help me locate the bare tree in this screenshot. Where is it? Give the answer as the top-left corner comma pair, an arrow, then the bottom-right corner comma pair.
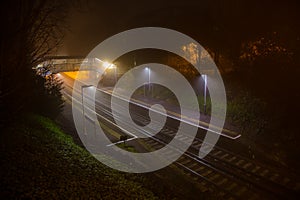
0,0 -> 73,126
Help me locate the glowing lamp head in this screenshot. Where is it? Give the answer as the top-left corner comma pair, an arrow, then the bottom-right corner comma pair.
103,62 -> 111,68
103,61 -> 116,69
108,64 -> 116,69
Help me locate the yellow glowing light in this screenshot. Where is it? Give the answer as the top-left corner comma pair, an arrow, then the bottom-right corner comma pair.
182,42 -> 199,65
103,61 -> 116,69
108,64 -> 116,69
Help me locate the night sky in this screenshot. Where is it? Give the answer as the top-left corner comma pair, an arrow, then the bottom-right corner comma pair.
60,0 -> 300,57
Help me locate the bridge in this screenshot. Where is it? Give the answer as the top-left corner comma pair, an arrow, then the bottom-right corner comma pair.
35,56 -> 116,75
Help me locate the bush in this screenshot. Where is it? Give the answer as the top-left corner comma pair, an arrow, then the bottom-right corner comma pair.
227,91 -> 267,138
32,74 -> 64,119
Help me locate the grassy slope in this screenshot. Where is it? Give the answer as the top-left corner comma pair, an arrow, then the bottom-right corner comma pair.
0,114 -> 158,199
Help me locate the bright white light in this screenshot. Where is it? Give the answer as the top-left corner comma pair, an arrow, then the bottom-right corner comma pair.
103,62 -> 110,68
145,67 -> 149,70
103,61 -> 116,69
57,73 -> 61,76
108,64 -> 116,69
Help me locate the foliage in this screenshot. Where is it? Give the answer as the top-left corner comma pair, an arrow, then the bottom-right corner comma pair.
166,55 -> 199,79
0,114 -> 158,199
0,0 -> 70,126
239,32 -> 293,66
226,91 -> 267,138
32,74 -> 64,119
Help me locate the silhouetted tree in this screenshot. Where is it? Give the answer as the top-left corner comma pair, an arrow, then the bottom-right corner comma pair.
0,0 -> 73,127
32,74 -> 64,118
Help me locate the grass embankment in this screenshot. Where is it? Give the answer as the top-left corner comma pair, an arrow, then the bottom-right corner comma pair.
0,114 -> 158,199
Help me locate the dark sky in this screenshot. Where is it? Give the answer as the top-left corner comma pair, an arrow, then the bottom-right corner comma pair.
60,0 -> 182,55
59,0 -> 300,56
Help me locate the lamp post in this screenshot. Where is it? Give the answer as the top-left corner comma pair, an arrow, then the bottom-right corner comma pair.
81,85 -> 93,134
103,61 -> 117,85
146,67 -> 152,97
114,66 -> 117,84
108,64 -> 117,84
202,74 -> 207,115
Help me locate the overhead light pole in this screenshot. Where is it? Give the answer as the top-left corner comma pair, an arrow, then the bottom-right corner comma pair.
81,85 -> 93,135
114,66 -> 117,84
202,74 -> 207,115
145,67 -> 151,97
108,64 -> 117,84
102,61 -> 117,85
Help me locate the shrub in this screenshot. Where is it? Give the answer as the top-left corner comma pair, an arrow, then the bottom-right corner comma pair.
32,74 -> 64,119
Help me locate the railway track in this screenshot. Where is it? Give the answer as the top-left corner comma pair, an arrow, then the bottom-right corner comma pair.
62,76 -> 299,199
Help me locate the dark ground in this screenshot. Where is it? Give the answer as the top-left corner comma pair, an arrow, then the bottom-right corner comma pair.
0,114 -> 159,199
0,112 -> 217,199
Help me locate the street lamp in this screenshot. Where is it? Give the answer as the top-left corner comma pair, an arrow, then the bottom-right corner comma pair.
145,67 -> 151,97
202,74 -> 207,115
108,64 -> 117,84
81,85 -> 93,134
103,61 -> 117,85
